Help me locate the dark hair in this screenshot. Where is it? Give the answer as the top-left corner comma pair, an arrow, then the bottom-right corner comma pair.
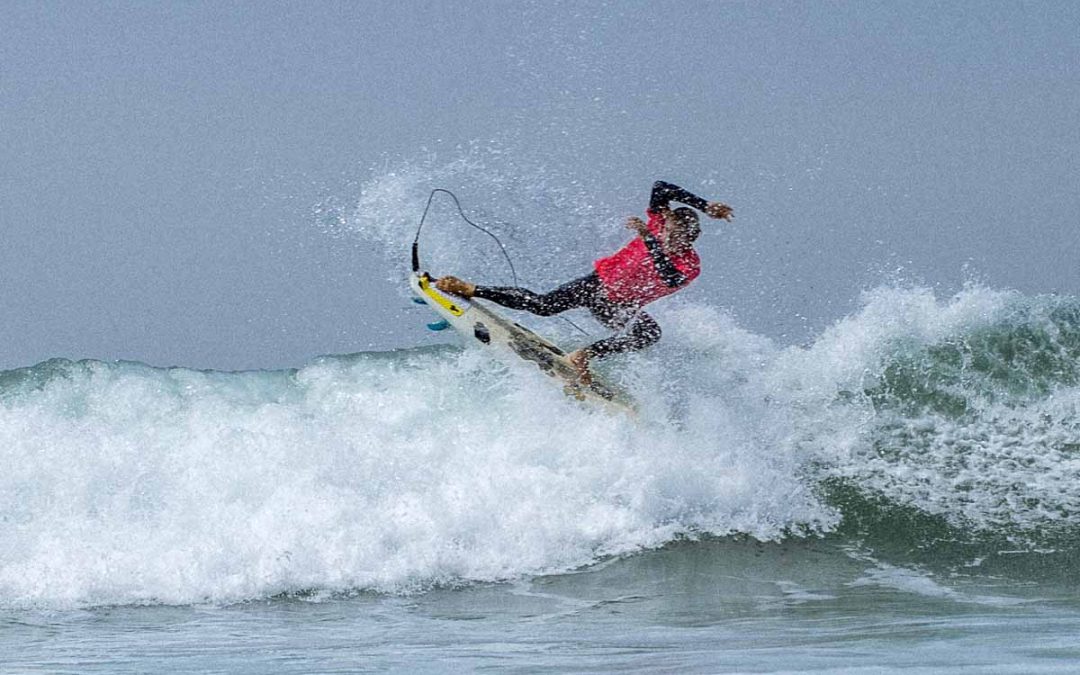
672,207 -> 701,241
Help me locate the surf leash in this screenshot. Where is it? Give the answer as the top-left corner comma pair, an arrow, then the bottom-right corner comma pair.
411,188 -> 518,287
411,188 -> 589,336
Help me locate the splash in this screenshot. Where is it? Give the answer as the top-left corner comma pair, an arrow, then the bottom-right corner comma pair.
326,147 -> 623,299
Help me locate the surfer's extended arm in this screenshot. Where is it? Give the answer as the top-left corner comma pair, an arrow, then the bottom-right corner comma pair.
649,180 -> 709,212
650,180 -> 734,220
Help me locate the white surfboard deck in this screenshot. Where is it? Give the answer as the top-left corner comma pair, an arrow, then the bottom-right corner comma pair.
409,273 -> 636,415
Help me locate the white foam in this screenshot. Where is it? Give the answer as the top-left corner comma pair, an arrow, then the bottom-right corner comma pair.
0,341 -> 832,608
5,280 -> 1077,608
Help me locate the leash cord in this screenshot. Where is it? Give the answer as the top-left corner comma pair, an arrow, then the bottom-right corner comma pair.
413,188 -> 590,336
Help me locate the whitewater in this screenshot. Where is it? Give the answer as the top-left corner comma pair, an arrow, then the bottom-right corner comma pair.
4,281 -> 1080,613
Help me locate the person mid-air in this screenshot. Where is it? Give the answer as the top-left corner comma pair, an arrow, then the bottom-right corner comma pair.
436,181 -> 733,383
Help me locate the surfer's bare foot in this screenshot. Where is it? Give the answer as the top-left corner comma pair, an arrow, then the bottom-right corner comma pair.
435,275 -> 476,298
568,349 -> 593,386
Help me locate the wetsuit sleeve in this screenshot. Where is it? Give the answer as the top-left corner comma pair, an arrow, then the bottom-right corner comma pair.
641,232 -> 687,288
585,312 -> 662,359
649,180 -> 709,212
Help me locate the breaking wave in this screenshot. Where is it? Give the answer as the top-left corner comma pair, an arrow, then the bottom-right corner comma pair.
2,280 -> 1079,608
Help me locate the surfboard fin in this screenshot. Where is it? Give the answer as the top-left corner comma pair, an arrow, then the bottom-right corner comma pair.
426,319 -> 451,331
411,297 -> 427,305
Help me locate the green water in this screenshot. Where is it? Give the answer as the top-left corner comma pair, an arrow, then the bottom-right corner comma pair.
4,538 -> 1078,673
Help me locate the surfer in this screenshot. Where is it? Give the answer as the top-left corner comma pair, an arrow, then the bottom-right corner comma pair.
436,181 -> 733,383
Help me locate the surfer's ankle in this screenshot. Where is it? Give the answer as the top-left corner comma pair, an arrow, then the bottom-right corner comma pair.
436,276 -> 476,298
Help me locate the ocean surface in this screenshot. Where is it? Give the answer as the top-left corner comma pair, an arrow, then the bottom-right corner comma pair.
3,284 -> 1080,672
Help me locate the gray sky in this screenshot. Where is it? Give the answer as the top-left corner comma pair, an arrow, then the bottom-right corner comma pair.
2,1 -> 1077,370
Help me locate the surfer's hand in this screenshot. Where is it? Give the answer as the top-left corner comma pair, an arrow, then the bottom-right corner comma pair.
705,202 -> 733,221
625,216 -> 649,236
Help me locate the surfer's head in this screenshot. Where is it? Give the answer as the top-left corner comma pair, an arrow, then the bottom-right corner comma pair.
665,207 -> 701,251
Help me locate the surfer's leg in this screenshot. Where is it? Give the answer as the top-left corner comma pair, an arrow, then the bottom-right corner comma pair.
473,273 -> 599,316
470,286 -> 549,312
583,311 -> 662,359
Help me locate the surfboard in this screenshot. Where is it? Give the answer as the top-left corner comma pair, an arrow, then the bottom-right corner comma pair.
409,273 -> 636,414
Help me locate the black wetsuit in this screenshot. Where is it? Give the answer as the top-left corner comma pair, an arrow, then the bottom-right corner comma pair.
471,181 -> 708,359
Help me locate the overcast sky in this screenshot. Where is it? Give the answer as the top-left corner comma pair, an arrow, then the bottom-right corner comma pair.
2,1 -> 1077,370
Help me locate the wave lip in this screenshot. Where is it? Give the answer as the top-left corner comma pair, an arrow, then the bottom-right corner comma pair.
810,288 -> 1080,542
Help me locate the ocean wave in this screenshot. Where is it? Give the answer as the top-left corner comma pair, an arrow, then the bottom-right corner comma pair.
2,283 -> 1079,608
